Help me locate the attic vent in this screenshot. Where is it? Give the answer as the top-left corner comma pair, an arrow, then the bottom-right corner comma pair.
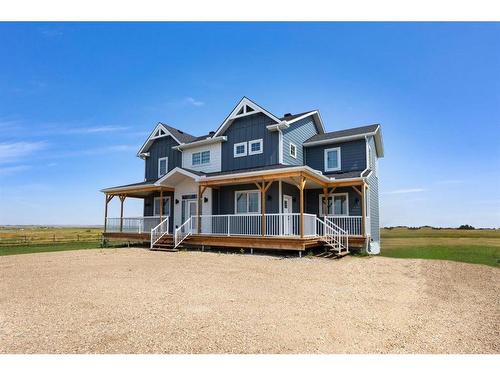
177,130 -> 184,134
245,105 -> 254,113
283,113 -> 292,117
209,131 -> 215,136
236,104 -> 257,117
154,128 -> 166,137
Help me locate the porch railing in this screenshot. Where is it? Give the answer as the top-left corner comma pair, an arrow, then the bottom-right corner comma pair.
191,213 -> 317,237
105,216 -> 163,233
325,215 -> 363,236
174,217 -> 195,248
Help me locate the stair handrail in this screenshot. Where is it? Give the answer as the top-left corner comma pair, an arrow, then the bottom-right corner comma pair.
150,216 -> 169,249
316,217 -> 349,253
174,217 -> 193,248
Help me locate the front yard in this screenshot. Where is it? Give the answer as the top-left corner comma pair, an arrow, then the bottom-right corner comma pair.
0,249 -> 498,354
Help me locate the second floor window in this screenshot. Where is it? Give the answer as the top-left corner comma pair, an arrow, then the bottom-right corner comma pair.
248,139 -> 263,155
289,142 -> 297,158
192,150 -> 210,165
158,157 -> 168,177
234,142 -> 247,157
324,147 -> 341,172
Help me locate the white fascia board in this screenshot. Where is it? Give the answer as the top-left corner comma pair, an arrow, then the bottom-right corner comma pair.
266,121 -> 289,131
137,123 -> 183,157
173,136 -> 227,151
213,97 -> 282,137
154,167 -> 202,185
285,110 -> 325,134
303,131 -> 378,147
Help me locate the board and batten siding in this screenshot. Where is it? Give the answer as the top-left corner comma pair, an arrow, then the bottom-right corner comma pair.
221,113 -> 279,172
144,136 -> 182,181
181,142 -> 222,173
282,115 -> 317,165
304,139 -> 367,174
367,136 -> 380,243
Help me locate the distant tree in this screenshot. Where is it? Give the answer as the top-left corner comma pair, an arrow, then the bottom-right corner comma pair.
458,224 -> 475,230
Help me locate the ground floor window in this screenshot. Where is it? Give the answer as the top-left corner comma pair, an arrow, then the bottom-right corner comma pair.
235,190 -> 260,214
153,196 -> 171,216
319,193 -> 349,216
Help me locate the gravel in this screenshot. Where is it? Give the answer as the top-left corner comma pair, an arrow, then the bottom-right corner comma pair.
0,248 -> 498,354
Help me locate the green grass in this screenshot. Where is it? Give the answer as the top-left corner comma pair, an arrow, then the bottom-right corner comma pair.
0,241 -> 104,256
380,228 -> 500,267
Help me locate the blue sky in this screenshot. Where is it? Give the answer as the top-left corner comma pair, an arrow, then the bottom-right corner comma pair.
0,22 -> 499,227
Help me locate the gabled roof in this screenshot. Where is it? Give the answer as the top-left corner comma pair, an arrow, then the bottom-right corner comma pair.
137,122 -> 197,157
212,97 -> 282,137
279,110 -> 325,134
303,124 -> 384,157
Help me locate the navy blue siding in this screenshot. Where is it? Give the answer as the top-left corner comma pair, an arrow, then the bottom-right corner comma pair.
282,116 -> 317,165
305,187 -> 362,216
145,136 -> 182,181
143,192 -> 175,232
305,139 -> 366,175
221,113 -> 279,172
212,182 -> 279,214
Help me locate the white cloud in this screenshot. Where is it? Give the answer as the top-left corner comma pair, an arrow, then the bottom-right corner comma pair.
64,126 -> 130,134
184,97 -> 205,107
0,141 -> 47,163
382,188 -> 428,195
0,165 -> 31,175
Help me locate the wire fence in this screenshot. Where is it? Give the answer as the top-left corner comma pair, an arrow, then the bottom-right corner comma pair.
0,234 -> 104,247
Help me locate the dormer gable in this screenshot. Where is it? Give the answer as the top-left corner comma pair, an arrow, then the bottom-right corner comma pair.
137,122 -> 196,159
212,97 -> 282,137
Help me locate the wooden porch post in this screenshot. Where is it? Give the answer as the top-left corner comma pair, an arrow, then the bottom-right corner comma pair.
159,189 -> 163,222
322,187 -> 329,217
299,176 -> 306,238
255,181 -> 273,237
104,194 -> 114,232
119,195 -> 126,232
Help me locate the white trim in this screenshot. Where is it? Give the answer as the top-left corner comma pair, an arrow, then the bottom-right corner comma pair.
282,194 -> 293,214
267,122 -> 290,131
319,192 -> 349,216
233,142 -> 247,158
137,123 -> 183,157
285,110 -> 325,134
234,189 -> 261,214
153,196 -> 171,216
278,129 -> 284,164
173,136 -> 227,151
158,156 -> 168,178
289,142 -> 297,159
324,147 -> 341,172
213,97 -> 282,138
155,167 -> 201,185
278,180 -> 283,214
248,139 -> 263,155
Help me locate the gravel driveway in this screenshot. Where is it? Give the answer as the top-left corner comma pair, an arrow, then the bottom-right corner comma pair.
0,248 -> 498,353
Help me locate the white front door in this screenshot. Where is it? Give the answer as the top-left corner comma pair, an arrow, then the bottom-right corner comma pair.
182,199 -> 197,232
283,195 -> 293,235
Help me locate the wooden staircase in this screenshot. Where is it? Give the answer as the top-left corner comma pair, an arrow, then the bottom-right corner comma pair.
317,239 -> 349,258
150,235 -> 178,251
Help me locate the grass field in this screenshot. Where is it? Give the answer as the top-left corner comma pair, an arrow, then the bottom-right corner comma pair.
380,228 -> 500,267
0,226 -> 135,256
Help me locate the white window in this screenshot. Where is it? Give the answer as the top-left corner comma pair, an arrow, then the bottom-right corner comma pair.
248,139 -> 263,155
153,196 -> 171,216
192,150 -> 210,166
289,142 -> 297,159
324,147 -> 341,172
158,157 -> 168,177
235,190 -> 260,214
233,142 -> 247,157
319,193 -> 349,216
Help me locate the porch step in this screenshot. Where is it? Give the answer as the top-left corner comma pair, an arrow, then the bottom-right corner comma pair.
150,235 -> 176,251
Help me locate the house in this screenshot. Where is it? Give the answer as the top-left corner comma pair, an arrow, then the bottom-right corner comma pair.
101,97 -> 384,255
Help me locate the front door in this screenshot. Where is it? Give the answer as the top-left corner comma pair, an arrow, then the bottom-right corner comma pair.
283,195 -> 293,235
181,199 -> 197,232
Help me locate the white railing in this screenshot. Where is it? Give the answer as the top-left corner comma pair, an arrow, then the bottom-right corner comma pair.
317,217 -> 349,252
325,215 -> 363,236
190,213 -> 317,237
174,217 -> 195,248
150,217 -> 169,248
105,216 -> 162,233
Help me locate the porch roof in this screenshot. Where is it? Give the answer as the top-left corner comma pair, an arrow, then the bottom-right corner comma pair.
101,179 -> 173,197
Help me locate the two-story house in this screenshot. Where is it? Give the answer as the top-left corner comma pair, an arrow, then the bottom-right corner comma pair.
101,97 -> 384,256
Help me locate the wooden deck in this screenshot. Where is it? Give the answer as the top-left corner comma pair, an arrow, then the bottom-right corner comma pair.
103,232 -> 367,251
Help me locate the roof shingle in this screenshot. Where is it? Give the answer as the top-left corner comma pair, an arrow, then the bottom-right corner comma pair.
305,124 -> 379,144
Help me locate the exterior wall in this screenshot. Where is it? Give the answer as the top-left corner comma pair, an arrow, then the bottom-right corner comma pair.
367,136 -> 380,243
305,187 -> 362,217
221,113 -> 279,172
281,182 -> 300,213
145,136 -> 182,181
181,142 -> 222,173
212,182 -> 279,215
304,139 -> 367,175
143,192 -> 175,233
282,116 -> 317,165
